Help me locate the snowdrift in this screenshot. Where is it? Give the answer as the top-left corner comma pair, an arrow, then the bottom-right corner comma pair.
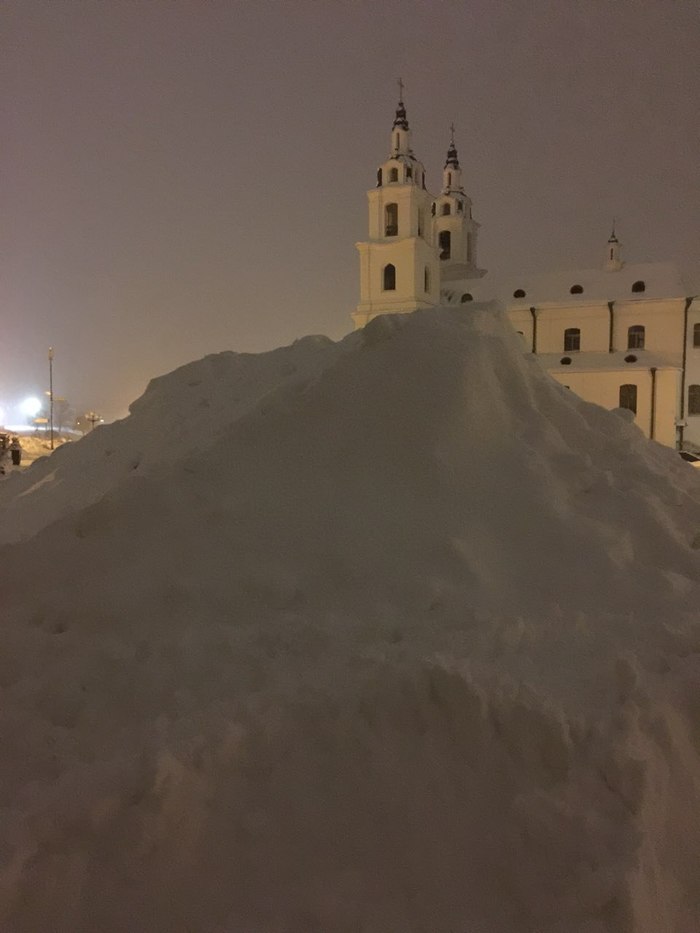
1,305 -> 700,932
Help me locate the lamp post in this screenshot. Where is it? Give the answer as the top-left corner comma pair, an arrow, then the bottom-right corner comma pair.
48,346 -> 55,450
85,411 -> 101,432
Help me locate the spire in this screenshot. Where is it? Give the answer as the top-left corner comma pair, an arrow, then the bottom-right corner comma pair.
392,77 -> 409,130
605,220 -> 623,271
444,123 -> 460,168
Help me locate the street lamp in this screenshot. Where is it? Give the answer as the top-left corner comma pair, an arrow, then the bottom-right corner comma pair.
85,411 -> 101,431
48,346 -> 54,450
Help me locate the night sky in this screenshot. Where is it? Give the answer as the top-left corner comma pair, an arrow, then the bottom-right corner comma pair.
4,0 -> 699,422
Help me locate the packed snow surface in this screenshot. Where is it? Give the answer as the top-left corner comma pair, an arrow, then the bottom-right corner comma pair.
1,305 -> 700,932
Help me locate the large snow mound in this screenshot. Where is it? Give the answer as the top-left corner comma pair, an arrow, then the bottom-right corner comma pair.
1,305 -> 700,932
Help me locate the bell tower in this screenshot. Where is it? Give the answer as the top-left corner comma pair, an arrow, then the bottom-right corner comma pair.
353,83 -> 439,330
432,127 -> 485,284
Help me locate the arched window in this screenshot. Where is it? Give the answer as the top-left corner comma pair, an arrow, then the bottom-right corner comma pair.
570,284 -> 583,294
619,384 -> 637,414
388,167 -> 399,183
441,203 -> 451,216
628,325 -> 645,349
457,201 -> 463,213
610,247 -> 614,260
564,327 -> 580,352
383,264 -> 396,291
689,385 -> 700,415
384,203 -> 398,237
460,293 -> 473,303
513,289 -> 526,298
395,134 -> 399,151
694,323 -> 700,347
466,233 -> 473,263
406,165 -> 412,180
376,168 -> 382,187
424,266 -> 431,293
438,230 -> 451,260
447,172 -> 452,186
631,280 -> 646,293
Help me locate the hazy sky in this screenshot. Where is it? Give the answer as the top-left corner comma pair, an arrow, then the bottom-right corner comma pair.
3,0 -> 699,421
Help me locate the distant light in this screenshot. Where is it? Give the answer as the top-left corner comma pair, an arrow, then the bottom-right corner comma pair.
20,397 -> 42,418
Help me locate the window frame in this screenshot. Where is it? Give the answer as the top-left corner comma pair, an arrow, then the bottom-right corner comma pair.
688,384 -> 700,415
382,263 -> 396,291
563,327 -> 581,352
619,383 -> 638,414
627,325 -> 645,350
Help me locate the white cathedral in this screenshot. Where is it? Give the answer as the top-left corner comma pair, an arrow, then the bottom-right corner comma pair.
353,94 -> 700,453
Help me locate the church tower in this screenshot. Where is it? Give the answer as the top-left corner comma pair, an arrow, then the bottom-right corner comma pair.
353,88 -> 439,329
432,129 -> 485,284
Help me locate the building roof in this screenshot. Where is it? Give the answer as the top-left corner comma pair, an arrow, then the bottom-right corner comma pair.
443,261 -> 691,307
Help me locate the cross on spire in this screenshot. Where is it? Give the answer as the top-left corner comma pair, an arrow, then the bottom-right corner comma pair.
450,122 -> 456,144
397,77 -> 405,101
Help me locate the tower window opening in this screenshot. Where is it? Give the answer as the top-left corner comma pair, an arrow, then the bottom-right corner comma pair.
431,203 -> 436,216
513,289 -> 526,298
383,264 -> 396,291
689,384 -> 700,415
610,247 -> 614,260
627,325 -> 645,349
441,203 -> 451,216
384,203 -> 398,237
395,133 -> 400,151
619,383 -> 637,414
457,201 -> 463,213
438,230 -> 451,260
424,266 -> 431,293
406,165 -> 412,179
389,167 -> 399,183
693,323 -> 700,347
447,172 -> 452,186
564,327 -> 580,352
570,284 -> 583,294
631,280 -> 646,293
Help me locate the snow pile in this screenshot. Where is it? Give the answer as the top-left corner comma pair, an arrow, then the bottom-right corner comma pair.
1,305 -> 700,933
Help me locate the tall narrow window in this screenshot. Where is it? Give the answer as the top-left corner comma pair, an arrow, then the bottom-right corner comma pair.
447,172 -> 452,186
424,266 -> 431,293
384,203 -> 398,237
383,264 -> 396,291
610,247 -> 614,260
431,203 -> 436,216
417,209 -> 424,237
694,323 -> 700,347
389,167 -> 399,182
466,232 -> 473,263
564,327 -> 581,352
438,230 -> 451,260
406,165 -> 412,180
689,385 -> 700,415
628,325 -> 645,349
441,203 -> 451,216
619,384 -> 637,414
395,134 -> 399,150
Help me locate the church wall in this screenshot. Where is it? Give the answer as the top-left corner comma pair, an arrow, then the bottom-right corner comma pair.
549,366 -> 680,444
533,305 -> 610,354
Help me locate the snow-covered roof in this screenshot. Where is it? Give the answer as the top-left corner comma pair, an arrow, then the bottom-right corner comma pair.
444,261 -> 690,306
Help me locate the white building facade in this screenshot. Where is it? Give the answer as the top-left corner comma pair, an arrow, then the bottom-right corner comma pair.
354,97 -> 700,451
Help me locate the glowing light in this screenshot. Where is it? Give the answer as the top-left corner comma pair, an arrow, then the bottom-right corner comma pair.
20,397 -> 42,418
